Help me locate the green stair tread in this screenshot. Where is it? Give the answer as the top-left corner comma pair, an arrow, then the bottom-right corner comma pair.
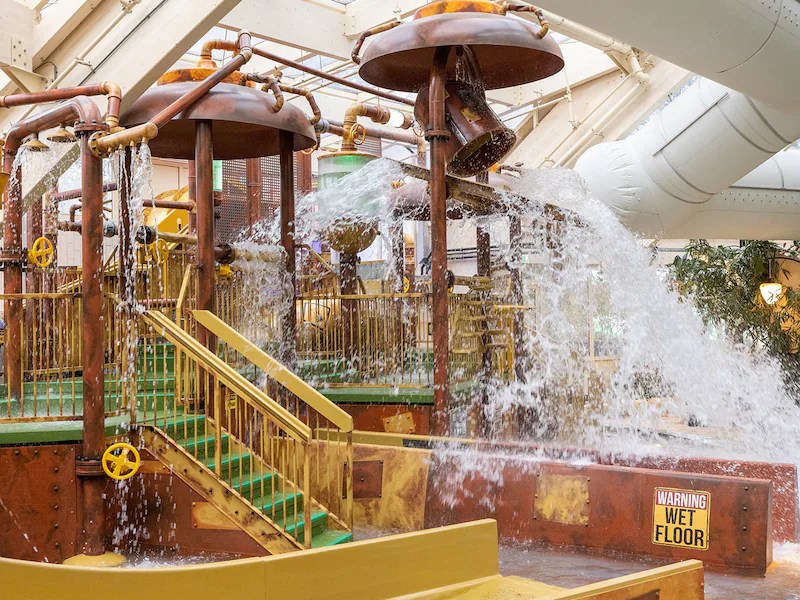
229,471 -> 276,496
255,489 -> 303,515
205,451 -> 253,474
311,530 -> 353,548
285,510 -> 327,536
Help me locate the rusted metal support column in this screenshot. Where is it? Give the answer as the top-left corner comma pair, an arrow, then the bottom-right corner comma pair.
279,130 -> 296,365
2,159 -> 23,400
505,214 -> 526,439
195,121 -> 215,351
246,157 -> 261,235
187,160 -> 197,233
77,130 -> 107,557
426,46 -> 453,436
25,194 -> 44,369
340,252 -> 359,365
471,172 -> 492,438
391,215 -> 405,291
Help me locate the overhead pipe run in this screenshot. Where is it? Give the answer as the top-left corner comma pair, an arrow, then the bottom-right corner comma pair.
89,31 -> 253,156
574,77 -> 800,238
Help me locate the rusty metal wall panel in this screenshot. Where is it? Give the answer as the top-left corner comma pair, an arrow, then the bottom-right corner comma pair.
618,455 -> 798,544
351,460 -> 384,499
105,450 -> 268,558
424,452 -> 772,575
473,439 -> 798,544
339,404 -> 432,435
0,444 -> 79,563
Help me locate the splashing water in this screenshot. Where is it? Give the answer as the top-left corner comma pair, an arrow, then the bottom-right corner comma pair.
247,158 -> 406,248
474,167 -> 800,463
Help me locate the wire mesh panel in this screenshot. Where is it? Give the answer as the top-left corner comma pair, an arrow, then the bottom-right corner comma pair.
217,153 -> 313,243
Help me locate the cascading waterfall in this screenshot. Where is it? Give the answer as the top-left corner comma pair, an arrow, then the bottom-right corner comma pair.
476,167 -> 800,463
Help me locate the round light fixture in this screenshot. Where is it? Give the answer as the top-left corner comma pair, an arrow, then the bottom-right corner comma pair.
760,282 -> 784,305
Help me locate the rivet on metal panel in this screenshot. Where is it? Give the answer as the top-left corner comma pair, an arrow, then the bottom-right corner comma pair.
53,467 -> 59,472
53,504 -> 59,510
743,506 -> 748,511
34,450 -> 39,455
742,546 -> 747,551
53,486 -> 58,491
54,524 -> 59,529
744,486 -> 749,491
742,526 -> 748,531
14,450 -> 19,455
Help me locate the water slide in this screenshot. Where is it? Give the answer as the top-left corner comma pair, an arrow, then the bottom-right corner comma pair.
534,0 -> 800,239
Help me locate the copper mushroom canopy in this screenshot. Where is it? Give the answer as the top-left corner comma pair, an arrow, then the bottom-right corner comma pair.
120,82 -> 317,159
357,6 -> 565,92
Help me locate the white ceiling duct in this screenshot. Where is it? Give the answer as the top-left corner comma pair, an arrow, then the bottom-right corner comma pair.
573,77 -> 800,239
534,0 -> 800,112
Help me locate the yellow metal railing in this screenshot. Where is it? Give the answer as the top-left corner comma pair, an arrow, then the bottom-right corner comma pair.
141,309 -> 352,548
0,292 -> 127,422
194,309 -> 354,528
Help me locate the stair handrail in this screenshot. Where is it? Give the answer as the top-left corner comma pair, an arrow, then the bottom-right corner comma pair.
142,309 -> 312,443
192,309 -> 354,433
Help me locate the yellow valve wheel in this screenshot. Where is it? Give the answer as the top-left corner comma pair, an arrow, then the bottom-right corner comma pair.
148,239 -> 170,265
28,237 -> 54,268
217,264 -> 233,279
102,442 -> 141,481
403,275 -> 411,293
350,123 -> 367,146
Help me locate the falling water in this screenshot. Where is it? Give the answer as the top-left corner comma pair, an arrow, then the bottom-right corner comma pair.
473,167 -> 800,464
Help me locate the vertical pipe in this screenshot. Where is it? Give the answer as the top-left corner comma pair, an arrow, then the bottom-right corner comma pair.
26,194 -> 44,370
427,46 -> 452,436
3,157 -> 23,401
340,252 -> 358,364
187,160 -> 197,233
246,157 -> 261,235
473,172 -> 492,438
195,121 -> 215,351
79,133 -> 106,556
507,214 -> 525,439
279,130 -> 296,365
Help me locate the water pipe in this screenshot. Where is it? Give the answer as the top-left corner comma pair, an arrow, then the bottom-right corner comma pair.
246,46 -> 415,107
339,103 -> 413,152
534,7 -> 649,84
0,81 -> 124,130
52,182 -> 118,202
427,45 -> 453,436
89,31 -> 253,156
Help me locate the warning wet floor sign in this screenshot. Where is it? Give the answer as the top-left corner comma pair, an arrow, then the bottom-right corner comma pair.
652,487 -> 710,551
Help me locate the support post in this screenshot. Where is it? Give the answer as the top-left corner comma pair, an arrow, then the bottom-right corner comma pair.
279,130 -> 296,365
340,252 -> 358,365
187,160 -> 197,233
246,157 -> 261,235
426,46 -> 453,436
471,172 -> 492,438
195,121 -> 215,351
77,130 -> 107,557
2,158 -> 23,401
25,193 -> 43,370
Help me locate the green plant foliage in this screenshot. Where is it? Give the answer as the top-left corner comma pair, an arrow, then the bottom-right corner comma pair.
670,240 -> 800,356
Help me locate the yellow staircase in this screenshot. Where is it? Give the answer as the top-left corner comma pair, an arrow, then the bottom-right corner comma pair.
137,309 -> 354,553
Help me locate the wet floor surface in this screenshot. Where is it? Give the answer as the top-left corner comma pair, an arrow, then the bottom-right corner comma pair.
498,542 -> 800,599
